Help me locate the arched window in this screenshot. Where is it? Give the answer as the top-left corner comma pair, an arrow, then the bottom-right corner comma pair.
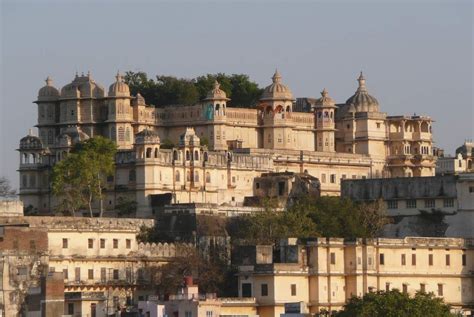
194,171 -> 199,182
23,153 -> 28,164
203,152 -> 208,162
215,104 -> 220,115
194,150 -> 199,161
186,150 -> 190,161
206,172 -> 211,183
146,148 -> 152,158
186,171 -> 191,182
154,148 -> 158,158
286,105 -> 291,112
173,150 -> 178,161
175,170 -> 180,182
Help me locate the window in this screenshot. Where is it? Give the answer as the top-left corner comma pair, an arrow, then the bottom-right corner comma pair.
62,238 -> 68,249
206,311 -> 213,317
88,269 -> 94,280
100,239 -> 105,249
113,269 -> 119,280
401,254 -> 406,266
438,284 -> 443,296
278,182 -> 285,196
379,253 -> 385,265
443,199 -> 454,208
330,252 -> 336,265
256,182 -> 260,189
469,186 -> 474,193
385,283 -> 390,291
446,254 -> 450,266
63,268 -> 68,279
113,239 -> 118,249
291,284 -> 297,296
126,267 -> 132,282
424,199 -> 435,208
412,254 -> 416,266
242,283 -> 252,297
330,174 -> 336,183
68,303 -> 74,315
376,123 -> 381,129
387,200 -> 398,209
420,283 -> 426,293
101,268 -> 106,282
462,254 -> 467,266
321,174 -> 326,183
88,239 -> 93,249
75,267 -> 80,282
126,239 -> 131,249
406,199 -> 417,209
429,254 -> 433,266
261,284 -> 268,296
402,284 -> 408,294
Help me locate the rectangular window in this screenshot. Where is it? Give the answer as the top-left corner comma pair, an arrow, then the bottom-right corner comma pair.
75,267 -> 80,282
385,283 -> 390,291
379,253 -> 385,265
412,254 -> 416,266
462,254 -> 467,266
424,199 -> 435,208
438,284 -> 443,296
113,239 -> 118,249
330,174 -> 336,183
261,283 -> 268,296
387,200 -> 398,209
88,269 -> 94,280
406,199 -> 417,209
446,254 -> 450,266
242,283 -> 252,297
63,268 -> 68,279
420,283 -> 426,293
126,239 -> 131,249
88,239 -> 93,249
443,199 -> 454,208
401,254 -> 406,266
62,238 -> 68,249
321,173 -> 326,183
113,269 -> 119,280
100,239 -> 106,249
206,311 -> 213,317
330,252 -> 336,265
429,254 -> 433,266
291,284 -> 297,296
402,284 -> 408,294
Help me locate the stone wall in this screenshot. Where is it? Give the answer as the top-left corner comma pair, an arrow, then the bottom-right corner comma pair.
0,200 -> 23,216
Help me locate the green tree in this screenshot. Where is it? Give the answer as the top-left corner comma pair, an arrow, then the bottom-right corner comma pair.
115,196 -> 137,217
52,136 -> 117,217
160,138 -> 175,149
335,290 -> 458,317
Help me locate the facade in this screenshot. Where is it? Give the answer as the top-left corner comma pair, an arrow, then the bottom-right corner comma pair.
237,238 -> 474,317
436,141 -> 474,175
19,71 -> 435,216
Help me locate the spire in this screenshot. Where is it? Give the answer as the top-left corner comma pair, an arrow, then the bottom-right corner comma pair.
45,76 -> 53,86
357,71 -> 367,92
321,88 -> 328,97
116,71 -> 123,82
272,69 -> 282,83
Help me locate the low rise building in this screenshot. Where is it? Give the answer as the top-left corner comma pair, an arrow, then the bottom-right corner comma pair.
237,238 -> 474,317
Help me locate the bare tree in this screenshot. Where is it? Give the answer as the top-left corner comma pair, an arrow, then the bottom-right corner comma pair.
0,176 -> 16,198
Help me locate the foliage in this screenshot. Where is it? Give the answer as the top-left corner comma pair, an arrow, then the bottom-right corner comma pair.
160,138 -> 175,149
0,176 -> 16,198
124,71 -> 263,107
335,290 -> 458,317
228,198 -> 318,245
52,136 -> 117,217
115,196 -> 137,217
200,137 -> 209,147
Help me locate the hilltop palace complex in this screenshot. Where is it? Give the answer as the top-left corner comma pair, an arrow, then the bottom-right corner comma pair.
18,70 -> 435,216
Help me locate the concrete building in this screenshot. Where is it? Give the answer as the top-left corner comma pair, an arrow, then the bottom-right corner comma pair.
236,238 -> 474,317
341,173 -> 474,237
19,70 -> 435,216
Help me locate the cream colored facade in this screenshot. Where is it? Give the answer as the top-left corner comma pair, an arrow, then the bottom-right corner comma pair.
238,238 -> 474,317
19,70 -> 435,216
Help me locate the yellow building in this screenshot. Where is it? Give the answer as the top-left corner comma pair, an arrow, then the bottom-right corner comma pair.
19,70 -> 436,216
237,237 -> 474,317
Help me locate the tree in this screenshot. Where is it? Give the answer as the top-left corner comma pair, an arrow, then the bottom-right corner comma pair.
115,196 -> 137,217
52,136 -> 117,217
0,176 -> 16,198
335,290 -> 458,317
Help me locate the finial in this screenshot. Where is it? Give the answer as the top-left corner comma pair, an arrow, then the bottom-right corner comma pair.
45,76 -> 53,86
321,88 -> 328,97
357,71 -> 367,92
28,128 -> 33,136
75,71 -> 79,78
213,80 -> 220,90
116,71 -> 122,82
272,69 -> 282,83
87,70 -> 91,78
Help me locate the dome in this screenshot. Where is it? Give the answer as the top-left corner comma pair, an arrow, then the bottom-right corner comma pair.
20,133 -> 43,150
109,72 -> 130,97
314,88 -> 336,108
38,77 -> 60,101
60,72 -> 105,99
260,70 -> 294,101
133,93 -> 146,106
205,81 -> 229,100
179,127 -> 200,147
345,72 -> 379,112
135,129 -> 160,144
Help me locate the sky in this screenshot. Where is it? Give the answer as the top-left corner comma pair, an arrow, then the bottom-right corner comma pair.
0,0 -> 473,189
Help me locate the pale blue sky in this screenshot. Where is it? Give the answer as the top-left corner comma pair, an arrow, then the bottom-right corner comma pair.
1,0 -> 473,188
